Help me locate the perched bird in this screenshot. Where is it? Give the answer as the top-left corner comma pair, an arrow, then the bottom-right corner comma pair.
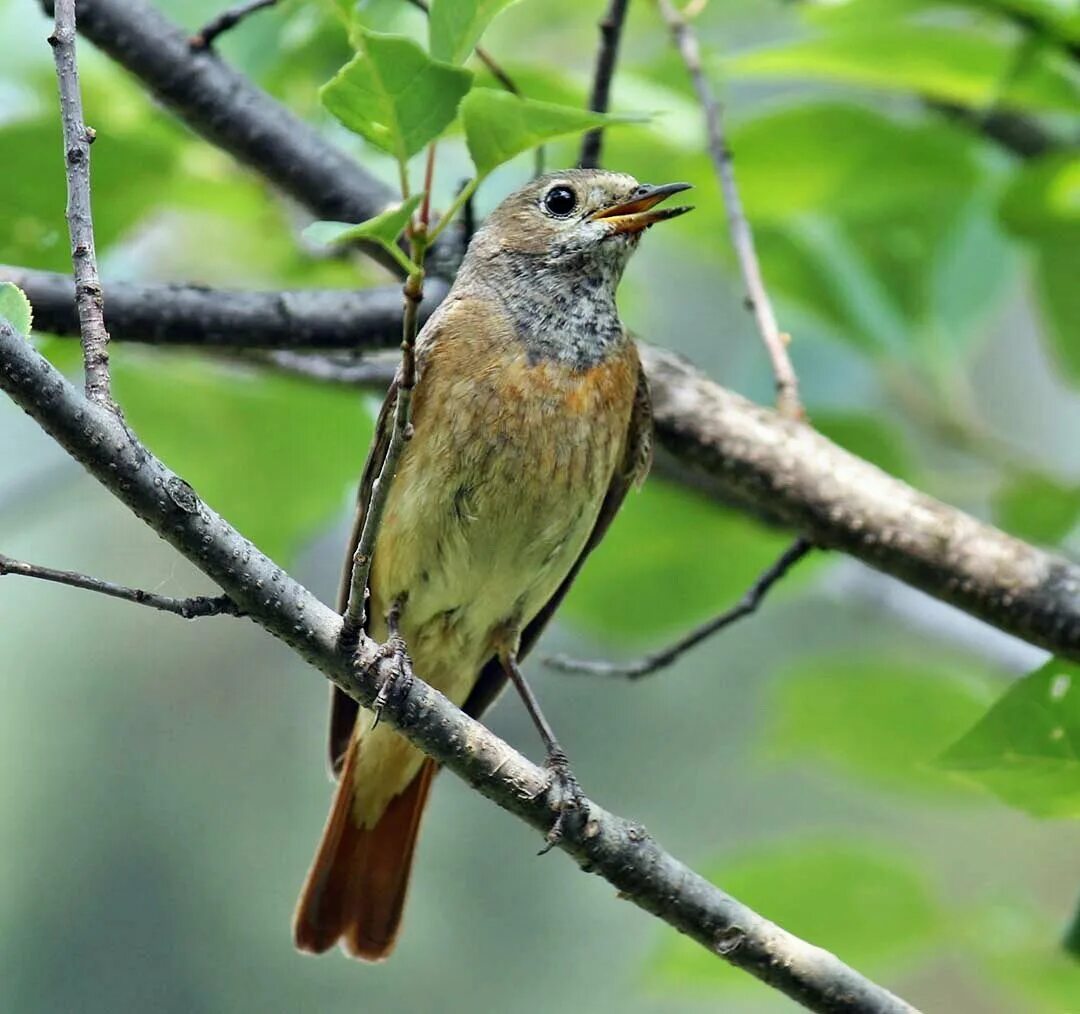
293,168 -> 691,960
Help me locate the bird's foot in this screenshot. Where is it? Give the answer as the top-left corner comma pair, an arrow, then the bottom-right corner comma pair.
539,747 -> 585,855
356,634 -> 412,729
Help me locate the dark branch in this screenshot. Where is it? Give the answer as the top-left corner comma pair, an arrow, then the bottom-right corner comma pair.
0,318 -> 917,1014
48,0 -> 112,405
656,0 -> 801,420
579,0 -> 631,169
0,266 -> 449,351
13,274 -> 1080,662
39,0 -> 405,273
549,537 -> 813,678
0,553 -> 239,618
928,100 -> 1062,159
189,0 -> 277,50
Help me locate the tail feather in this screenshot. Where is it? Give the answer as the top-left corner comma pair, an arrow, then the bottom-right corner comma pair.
293,744 -> 437,960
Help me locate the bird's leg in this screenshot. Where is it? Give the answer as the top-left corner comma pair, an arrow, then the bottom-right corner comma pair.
369,598 -> 412,728
500,650 -> 585,853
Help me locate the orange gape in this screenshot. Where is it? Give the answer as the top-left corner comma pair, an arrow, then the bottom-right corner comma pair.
293,169 -> 692,959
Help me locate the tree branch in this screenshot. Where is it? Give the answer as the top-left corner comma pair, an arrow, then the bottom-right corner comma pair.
580,0 -> 632,169
188,0 -> 277,49
656,0 -> 801,420
0,266 -> 449,351
641,344 -> 1080,662
0,552 -> 239,618
39,0 -> 406,274
0,317 -> 916,1014
16,274 -> 1080,662
549,537 -> 813,677
48,0 -> 112,405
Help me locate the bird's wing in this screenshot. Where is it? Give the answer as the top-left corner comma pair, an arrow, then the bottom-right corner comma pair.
327,376 -> 397,776
462,351 -> 653,721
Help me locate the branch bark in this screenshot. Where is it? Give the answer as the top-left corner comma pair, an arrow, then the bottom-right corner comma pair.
580,0 -> 632,169
0,316 -> 916,1014
0,266 -> 449,350
15,275 -> 1077,662
48,0 -> 112,405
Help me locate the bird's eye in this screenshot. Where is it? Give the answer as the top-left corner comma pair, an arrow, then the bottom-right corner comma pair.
542,186 -> 577,217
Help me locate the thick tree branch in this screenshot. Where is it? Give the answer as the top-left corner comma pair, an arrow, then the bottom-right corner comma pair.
0,553 -> 239,618
0,266 -> 449,351
580,0 -> 632,169
17,275 -> 1080,662
39,0 -> 406,273
48,0 -> 112,405
656,0 -> 801,421
642,345 -> 1080,662
0,317 -> 915,1014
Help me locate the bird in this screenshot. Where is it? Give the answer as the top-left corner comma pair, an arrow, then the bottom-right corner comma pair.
292,168 -> 692,961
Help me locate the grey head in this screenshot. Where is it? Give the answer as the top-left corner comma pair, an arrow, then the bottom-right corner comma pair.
454,169 -> 692,369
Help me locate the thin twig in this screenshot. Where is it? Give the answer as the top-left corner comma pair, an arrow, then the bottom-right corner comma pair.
0,553 -> 240,619
0,318 -> 920,1013
580,0 -> 631,169
549,537 -> 812,678
48,0 -> 112,406
189,0 -> 276,49
656,0 -> 801,420
341,261 -> 426,640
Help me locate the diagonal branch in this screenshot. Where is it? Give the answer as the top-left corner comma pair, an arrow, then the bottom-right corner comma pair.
39,0 -> 405,274
0,317 -> 917,1014
48,0 -> 112,405
656,0 -> 801,421
0,553 -> 239,618
580,0 -> 632,169
188,0 -> 277,49
14,273 -> 1080,663
550,537 -> 813,677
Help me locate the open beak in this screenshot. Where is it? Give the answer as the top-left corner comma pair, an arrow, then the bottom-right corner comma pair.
589,182 -> 693,234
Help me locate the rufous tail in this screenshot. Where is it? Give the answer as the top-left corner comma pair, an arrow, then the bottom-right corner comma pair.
293,743 -> 437,961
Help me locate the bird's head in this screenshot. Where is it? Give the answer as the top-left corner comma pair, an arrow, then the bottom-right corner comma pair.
466,169 -> 692,286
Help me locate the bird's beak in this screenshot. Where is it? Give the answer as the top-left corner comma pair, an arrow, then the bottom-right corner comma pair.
589,182 -> 693,234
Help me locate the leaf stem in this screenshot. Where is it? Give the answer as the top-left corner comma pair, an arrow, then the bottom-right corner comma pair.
427,177 -> 478,246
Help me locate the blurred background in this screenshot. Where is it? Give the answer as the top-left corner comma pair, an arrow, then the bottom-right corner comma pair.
2,0 -> 1080,1010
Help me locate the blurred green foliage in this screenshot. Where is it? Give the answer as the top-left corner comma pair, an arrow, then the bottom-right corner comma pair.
3,0 -> 1080,1010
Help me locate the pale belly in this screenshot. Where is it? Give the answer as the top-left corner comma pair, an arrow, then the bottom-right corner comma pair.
349,348 -> 632,826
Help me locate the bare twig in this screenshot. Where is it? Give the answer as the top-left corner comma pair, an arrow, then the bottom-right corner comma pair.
656,0 -> 801,420
0,318 -> 917,1014
189,0 -> 277,49
341,266 -> 426,639
550,537 -> 813,677
48,0 -> 112,406
580,0 -> 632,168
0,553 -> 239,619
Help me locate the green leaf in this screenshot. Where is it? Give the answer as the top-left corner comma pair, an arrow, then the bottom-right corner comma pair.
993,471 -> 1080,544
303,195 -> 423,272
429,0 -> 518,64
320,30 -> 473,162
766,655 -> 997,797
1000,153 -> 1080,237
729,26 -> 1080,112
650,839 -> 944,991
461,90 -> 642,178
0,283 -> 33,337
1033,230 -> 1080,383
940,659 -> 1080,817
561,481 -> 818,643
112,354 -> 373,565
